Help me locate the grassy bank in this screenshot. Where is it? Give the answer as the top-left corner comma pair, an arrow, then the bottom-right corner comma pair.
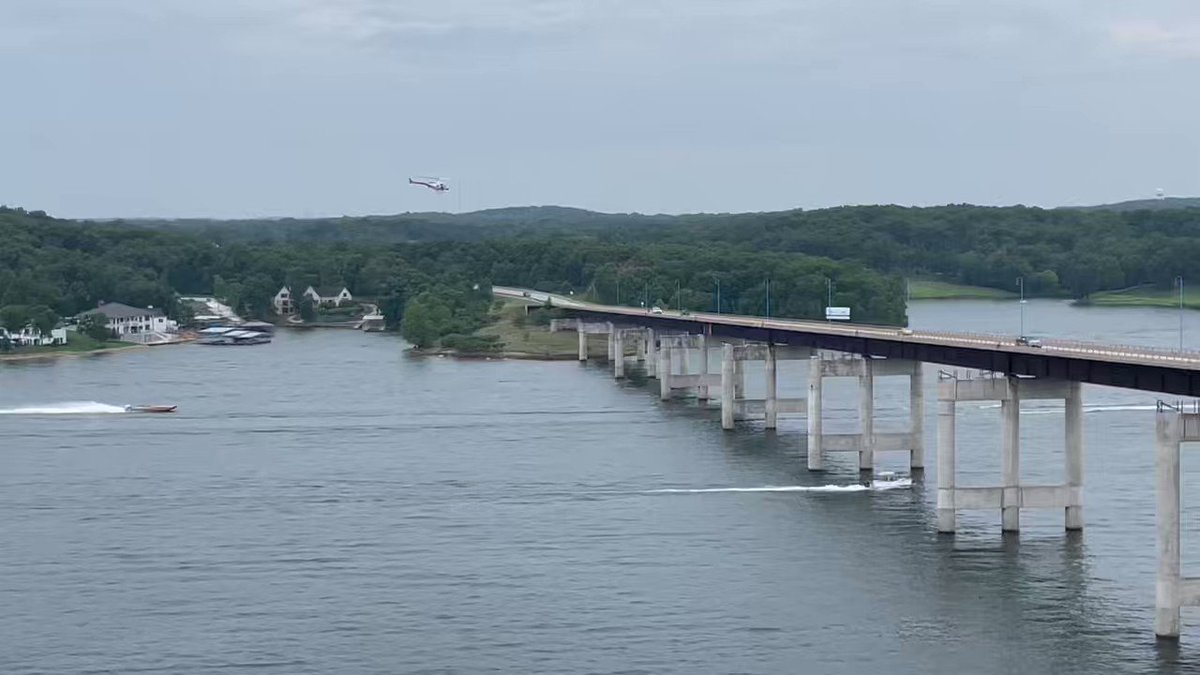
907,280 -> 1016,300
0,332 -> 139,361
1083,286 -> 1200,309
473,300 -> 598,359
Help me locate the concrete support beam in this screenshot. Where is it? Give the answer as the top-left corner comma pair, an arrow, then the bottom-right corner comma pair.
1002,379 -> 1021,532
807,354 -> 823,471
613,329 -> 625,379
606,322 -> 615,361
937,398 -> 956,533
1157,410 -> 1182,638
645,329 -> 657,377
721,343 -> 735,430
911,365 -> 925,470
858,359 -> 874,473
658,343 -> 672,401
578,329 -> 588,362
697,334 -> 710,401
765,344 -> 778,429
1065,380 -> 1083,530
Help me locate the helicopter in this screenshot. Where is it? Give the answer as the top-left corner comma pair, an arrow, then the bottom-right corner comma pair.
409,176 -> 449,192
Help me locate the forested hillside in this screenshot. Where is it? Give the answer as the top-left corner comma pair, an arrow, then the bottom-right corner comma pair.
0,207 -> 905,347
127,203 -> 1200,299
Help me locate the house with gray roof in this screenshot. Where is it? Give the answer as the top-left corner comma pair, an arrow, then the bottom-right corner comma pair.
81,302 -> 169,339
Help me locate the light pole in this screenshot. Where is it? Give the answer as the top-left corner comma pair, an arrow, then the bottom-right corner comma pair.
644,283 -> 649,313
1017,276 -> 1025,336
616,275 -> 621,306
715,278 -> 722,314
825,277 -> 835,321
675,280 -> 681,310
765,276 -> 772,318
1177,275 -> 1185,350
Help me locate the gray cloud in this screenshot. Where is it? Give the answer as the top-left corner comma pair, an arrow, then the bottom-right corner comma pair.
2,0 -> 1199,218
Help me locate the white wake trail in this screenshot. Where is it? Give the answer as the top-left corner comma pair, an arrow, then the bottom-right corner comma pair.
650,479 -> 912,494
0,401 -> 127,415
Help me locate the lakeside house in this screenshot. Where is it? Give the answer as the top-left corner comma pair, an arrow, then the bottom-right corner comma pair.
272,285 -> 353,314
80,302 -> 175,343
303,286 -> 353,307
0,326 -> 67,347
272,286 -> 295,315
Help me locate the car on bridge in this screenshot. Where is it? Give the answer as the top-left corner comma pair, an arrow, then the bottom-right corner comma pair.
1016,336 -> 1042,348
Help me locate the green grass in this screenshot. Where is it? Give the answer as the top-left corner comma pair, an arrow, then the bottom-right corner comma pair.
1085,286 -> 1200,309
476,300 -> 586,357
907,280 -> 1016,300
1,331 -> 135,357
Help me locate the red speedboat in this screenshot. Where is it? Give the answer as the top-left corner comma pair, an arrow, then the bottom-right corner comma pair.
125,405 -> 177,413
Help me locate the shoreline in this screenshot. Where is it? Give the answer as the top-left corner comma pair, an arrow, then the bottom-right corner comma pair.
0,343 -> 145,363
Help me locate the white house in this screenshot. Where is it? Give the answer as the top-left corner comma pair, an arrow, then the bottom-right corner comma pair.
81,302 -> 169,338
272,286 -> 295,315
0,327 -> 67,347
303,286 -> 353,307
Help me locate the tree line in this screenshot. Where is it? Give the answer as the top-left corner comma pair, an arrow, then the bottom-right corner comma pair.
0,207 -> 906,349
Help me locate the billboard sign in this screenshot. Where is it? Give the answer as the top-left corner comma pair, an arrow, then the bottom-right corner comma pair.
825,306 -> 851,321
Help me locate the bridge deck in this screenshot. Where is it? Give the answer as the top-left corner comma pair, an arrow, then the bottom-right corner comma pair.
494,286 -> 1200,397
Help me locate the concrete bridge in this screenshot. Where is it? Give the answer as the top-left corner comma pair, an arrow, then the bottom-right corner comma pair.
494,286 -> 1200,641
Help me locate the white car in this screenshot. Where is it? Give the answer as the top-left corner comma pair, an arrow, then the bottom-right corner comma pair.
650,306 -> 663,314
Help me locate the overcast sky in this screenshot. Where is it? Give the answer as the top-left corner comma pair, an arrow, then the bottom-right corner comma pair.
2,0 -> 1199,218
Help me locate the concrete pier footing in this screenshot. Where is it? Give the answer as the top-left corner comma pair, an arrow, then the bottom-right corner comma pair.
935,374 -> 1083,534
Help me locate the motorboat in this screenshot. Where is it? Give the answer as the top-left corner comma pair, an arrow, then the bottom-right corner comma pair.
125,405 -> 177,413
197,326 -> 272,345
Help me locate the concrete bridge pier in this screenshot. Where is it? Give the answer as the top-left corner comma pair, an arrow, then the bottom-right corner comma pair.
806,353 -> 923,473
1153,406 -> 1200,639
936,374 -> 1083,534
719,343 -> 809,431
612,329 -> 625,378
659,335 -> 720,401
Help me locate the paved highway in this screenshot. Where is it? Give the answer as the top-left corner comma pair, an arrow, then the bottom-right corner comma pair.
494,286 -> 1200,371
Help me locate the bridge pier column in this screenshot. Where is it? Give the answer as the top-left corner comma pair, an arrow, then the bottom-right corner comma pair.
606,322 -> 615,361
697,335 -> 710,401
578,329 -> 588,362
645,329 -> 657,377
936,397 -> 957,533
658,338 -> 673,401
807,353 -> 823,471
910,364 -> 925,470
1002,377 -> 1021,532
1157,410 -> 1183,639
858,360 -> 875,473
765,344 -> 777,429
721,343 -> 735,429
1065,381 -> 1083,530
613,330 -> 625,379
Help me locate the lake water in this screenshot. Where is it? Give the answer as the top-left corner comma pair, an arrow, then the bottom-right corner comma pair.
4,299 -> 1200,673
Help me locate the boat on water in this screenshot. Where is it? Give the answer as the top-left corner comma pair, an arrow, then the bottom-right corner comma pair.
197,326 -> 272,345
125,405 -> 177,413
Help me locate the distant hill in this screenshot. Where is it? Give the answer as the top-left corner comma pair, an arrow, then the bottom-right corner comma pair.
1066,197 -> 1200,212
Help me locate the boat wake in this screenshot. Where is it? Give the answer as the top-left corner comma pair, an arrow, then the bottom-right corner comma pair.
649,479 -> 912,495
976,403 -> 1158,415
0,401 -> 128,415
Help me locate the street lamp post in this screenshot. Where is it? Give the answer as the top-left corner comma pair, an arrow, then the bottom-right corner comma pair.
715,278 -> 722,314
1017,276 -> 1025,336
1177,275 -> 1185,350
675,281 -> 681,310
825,278 -> 835,321
765,277 -> 772,318
616,275 -> 621,306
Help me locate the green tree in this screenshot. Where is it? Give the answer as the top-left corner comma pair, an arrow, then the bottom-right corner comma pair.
298,296 -> 317,322
78,313 -> 113,342
402,294 -> 451,347
0,305 -> 30,332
